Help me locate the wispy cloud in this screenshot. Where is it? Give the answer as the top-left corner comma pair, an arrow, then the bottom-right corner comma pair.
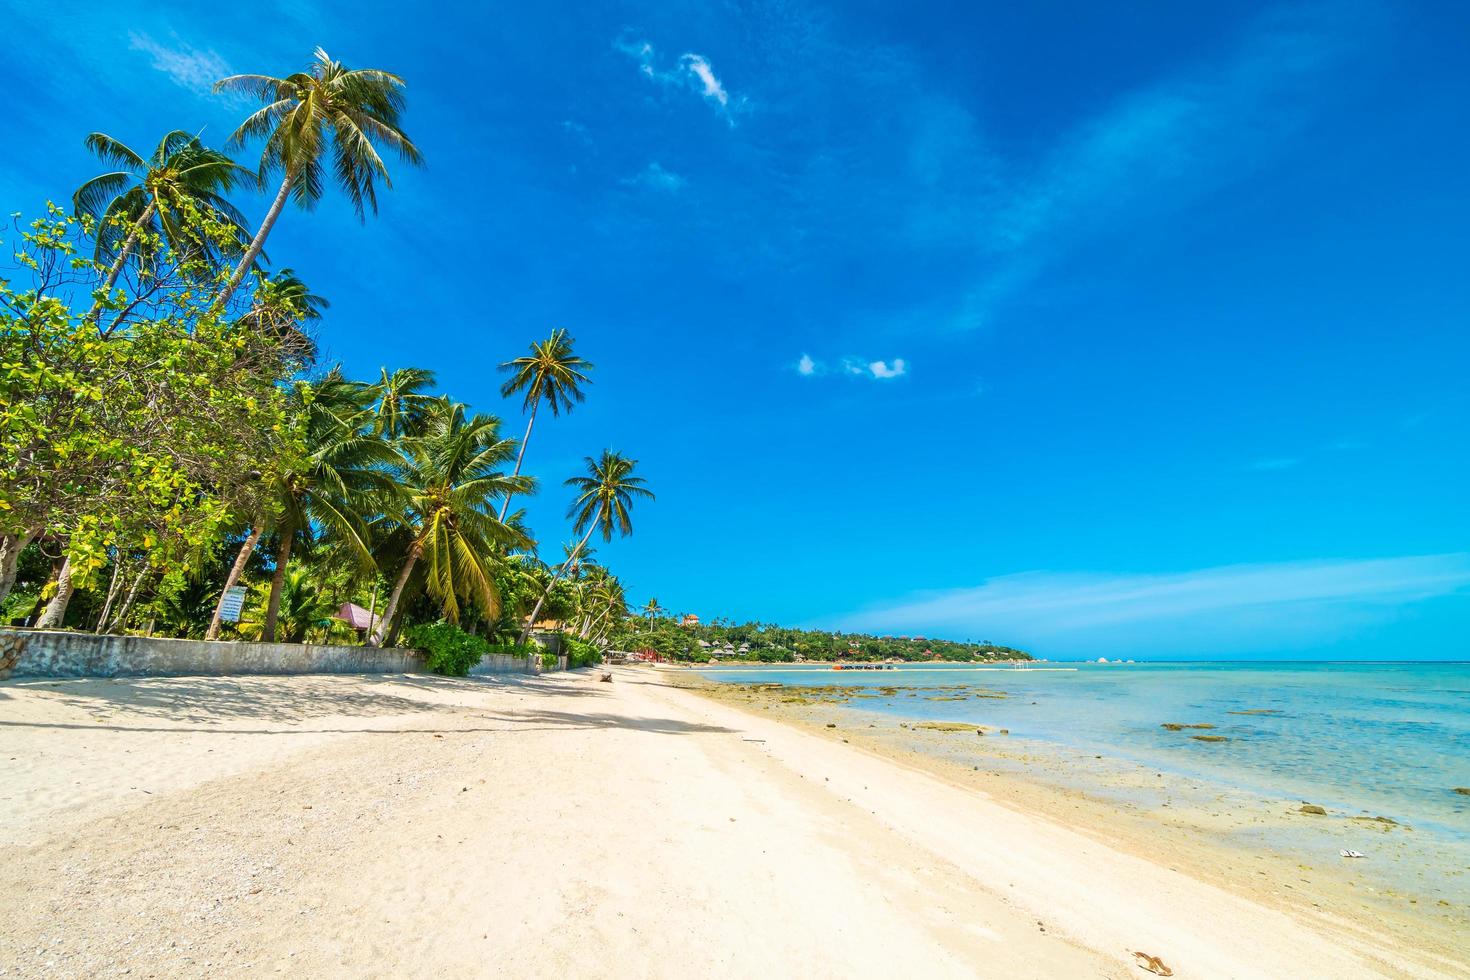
795,354 -> 908,380
944,2 -> 1382,329
622,161 -> 686,192
681,54 -> 728,107
127,31 -> 231,96
616,36 -> 744,122
834,553 -> 1470,656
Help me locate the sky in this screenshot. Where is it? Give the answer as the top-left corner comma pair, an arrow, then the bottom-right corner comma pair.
2,0 -> 1467,660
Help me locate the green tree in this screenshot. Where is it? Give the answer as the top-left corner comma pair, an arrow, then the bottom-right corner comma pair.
371,366 -> 437,438
212,48 -> 423,309
72,130 -> 252,325
258,376 -> 393,641
518,450 -> 653,644
369,401 -> 532,646
3,205 -> 293,622
237,267 -> 327,362
496,329 -> 592,521
239,564 -> 339,643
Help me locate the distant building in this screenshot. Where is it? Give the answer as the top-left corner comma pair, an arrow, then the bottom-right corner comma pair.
680,614 -> 701,627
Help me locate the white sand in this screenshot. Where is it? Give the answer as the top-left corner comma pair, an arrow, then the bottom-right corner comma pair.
1,667 -> 1459,978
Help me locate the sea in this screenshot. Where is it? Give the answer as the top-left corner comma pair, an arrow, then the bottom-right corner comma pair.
696,661 -> 1470,910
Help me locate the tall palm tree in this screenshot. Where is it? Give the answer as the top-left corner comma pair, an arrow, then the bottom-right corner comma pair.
497,330 -> 593,520
212,48 -> 423,310
73,130 -> 252,322
518,450 -> 652,644
261,377 -> 394,641
368,402 -> 533,646
641,597 -> 665,623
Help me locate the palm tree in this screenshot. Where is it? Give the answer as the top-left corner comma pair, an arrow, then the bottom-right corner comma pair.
237,267 -> 328,362
371,366 -> 437,438
260,377 -> 395,641
562,539 -> 597,580
240,564 -> 339,643
497,330 -> 593,520
368,402 -> 533,646
73,130 -> 252,322
641,597 -> 665,623
518,450 -> 652,645
212,48 -> 423,310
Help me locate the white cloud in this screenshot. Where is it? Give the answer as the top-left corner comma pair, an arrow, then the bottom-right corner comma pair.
798,355 -> 908,380
681,54 -> 728,107
127,31 -> 231,95
869,358 -> 906,379
617,36 -> 742,121
622,161 -> 686,192
834,554 -> 1470,657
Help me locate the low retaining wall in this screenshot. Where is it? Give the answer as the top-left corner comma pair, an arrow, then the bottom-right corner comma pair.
0,630 -> 575,681
0,629 -> 425,679
470,653 -> 537,676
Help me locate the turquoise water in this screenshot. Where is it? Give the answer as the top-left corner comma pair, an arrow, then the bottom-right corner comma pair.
698,662 -> 1470,906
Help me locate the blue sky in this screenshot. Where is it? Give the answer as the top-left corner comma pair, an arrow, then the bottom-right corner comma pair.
3,0 -> 1468,659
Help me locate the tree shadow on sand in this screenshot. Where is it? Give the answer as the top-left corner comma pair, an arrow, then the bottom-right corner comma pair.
0,671 -> 609,728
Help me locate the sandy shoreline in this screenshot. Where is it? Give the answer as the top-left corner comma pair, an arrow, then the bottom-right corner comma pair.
2,667 -> 1464,978
681,670 -> 1470,962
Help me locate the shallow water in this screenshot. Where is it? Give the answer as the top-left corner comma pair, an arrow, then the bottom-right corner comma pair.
697,662 -> 1470,909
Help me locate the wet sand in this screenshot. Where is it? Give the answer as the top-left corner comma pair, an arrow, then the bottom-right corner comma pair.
685,671 -> 1470,973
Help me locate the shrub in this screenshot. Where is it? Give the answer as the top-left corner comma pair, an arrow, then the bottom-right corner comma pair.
403,621 -> 489,677
563,636 -> 602,669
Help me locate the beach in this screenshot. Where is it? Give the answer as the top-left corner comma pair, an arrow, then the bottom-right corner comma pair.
2,667 -> 1464,978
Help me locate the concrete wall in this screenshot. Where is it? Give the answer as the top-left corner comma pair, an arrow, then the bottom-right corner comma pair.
0,629 -> 425,679
0,629 -> 574,681
468,653 -> 571,676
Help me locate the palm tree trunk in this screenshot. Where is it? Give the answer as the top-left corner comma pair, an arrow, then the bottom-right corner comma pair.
498,403 -> 539,521
206,525 -> 263,640
262,522 -> 294,643
517,518 -> 598,646
85,200 -> 155,325
369,544 -> 420,647
0,527 -> 39,606
216,173 -> 293,311
35,556 -> 75,629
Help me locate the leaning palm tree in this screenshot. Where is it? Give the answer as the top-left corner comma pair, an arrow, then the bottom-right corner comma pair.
73,130 -> 253,322
212,48 -> 423,309
497,330 -> 593,520
518,450 -> 653,644
368,402 -> 533,646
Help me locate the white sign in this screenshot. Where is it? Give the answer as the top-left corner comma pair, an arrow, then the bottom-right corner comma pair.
220,585 -> 248,623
